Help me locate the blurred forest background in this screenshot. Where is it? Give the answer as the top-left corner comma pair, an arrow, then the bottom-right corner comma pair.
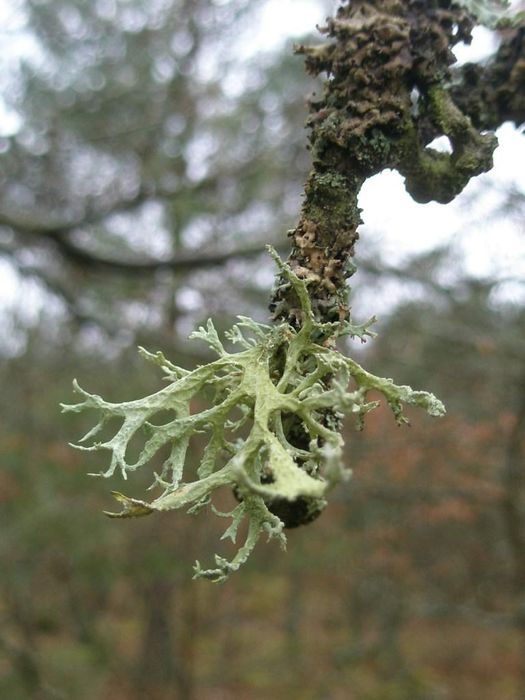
1,0 -> 525,698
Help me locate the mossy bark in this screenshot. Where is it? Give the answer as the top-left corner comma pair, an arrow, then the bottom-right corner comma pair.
270,0 -> 499,325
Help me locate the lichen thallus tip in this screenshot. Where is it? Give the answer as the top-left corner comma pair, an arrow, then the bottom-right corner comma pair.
62,249 -> 444,583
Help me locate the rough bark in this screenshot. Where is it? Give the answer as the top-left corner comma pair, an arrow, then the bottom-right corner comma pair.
270,0 -> 499,326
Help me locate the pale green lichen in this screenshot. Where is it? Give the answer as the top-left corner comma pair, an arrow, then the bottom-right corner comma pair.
457,0 -> 525,28
62,248 -> 444,582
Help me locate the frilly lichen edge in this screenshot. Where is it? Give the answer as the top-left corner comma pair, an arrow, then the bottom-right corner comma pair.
61,247 -> 445,582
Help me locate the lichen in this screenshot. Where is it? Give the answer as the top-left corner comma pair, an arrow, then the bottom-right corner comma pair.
457,0 -> 525,28
62,249 -> 444,582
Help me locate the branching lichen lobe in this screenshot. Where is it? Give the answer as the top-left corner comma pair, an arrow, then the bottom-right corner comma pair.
62,251 -> 444,581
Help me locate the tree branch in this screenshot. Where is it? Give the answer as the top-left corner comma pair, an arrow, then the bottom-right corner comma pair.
270,0 -> 498,327
4,222 -> 284,275
452,26 -> 525,131
0,185 -> 158,239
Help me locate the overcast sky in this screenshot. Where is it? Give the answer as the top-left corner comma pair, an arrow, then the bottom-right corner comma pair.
0,0 -> 524,319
